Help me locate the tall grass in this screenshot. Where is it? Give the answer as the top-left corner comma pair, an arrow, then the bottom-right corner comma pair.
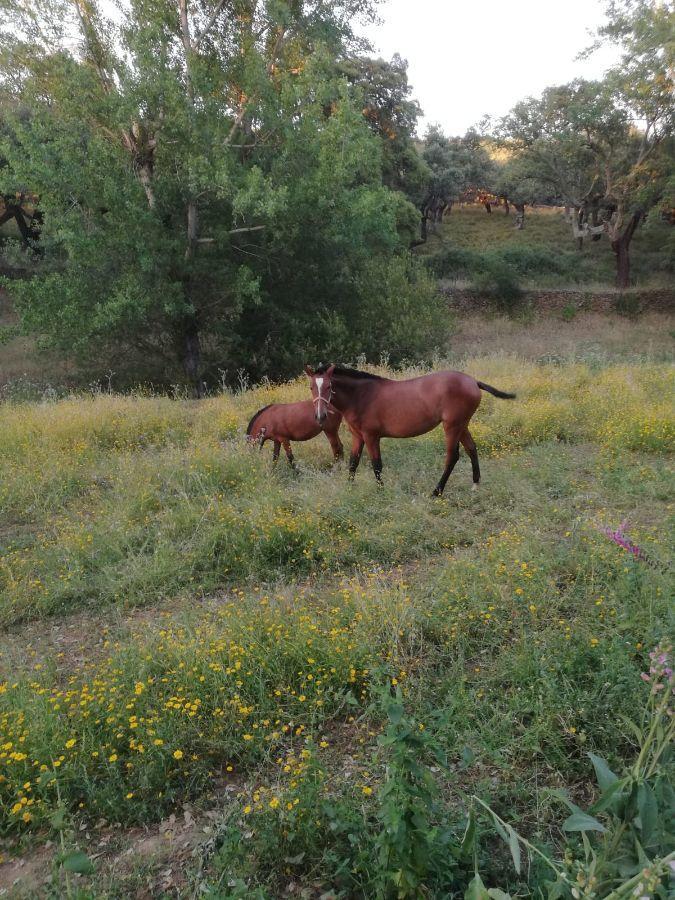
0,354 -> 672,897
0,360 -> 672,626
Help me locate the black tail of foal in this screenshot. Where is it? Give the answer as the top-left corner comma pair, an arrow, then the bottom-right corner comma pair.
476,381 -> 516,400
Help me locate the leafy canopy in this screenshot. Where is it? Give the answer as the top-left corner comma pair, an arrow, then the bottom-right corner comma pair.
0,0 -> 441,386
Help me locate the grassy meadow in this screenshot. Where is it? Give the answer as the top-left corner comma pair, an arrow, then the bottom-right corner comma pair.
1,335 -> 673,896
420,205 -> 675,290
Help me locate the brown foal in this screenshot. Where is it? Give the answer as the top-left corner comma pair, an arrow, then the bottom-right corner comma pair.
305,364 -> 515,495
246,400 -> 344,468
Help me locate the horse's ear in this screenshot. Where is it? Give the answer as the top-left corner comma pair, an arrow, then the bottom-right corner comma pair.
304,364 -> 314,377
326,364 -> 335,377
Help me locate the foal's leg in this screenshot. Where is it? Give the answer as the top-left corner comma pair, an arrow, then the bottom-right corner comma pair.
282,439 -> 297,471
460,428 -> 480,488
432,423 -> 463,497
348,433 -> 365,480
364,433 -> 383,485
325,430 -> 344,461
272,440 -> 281,464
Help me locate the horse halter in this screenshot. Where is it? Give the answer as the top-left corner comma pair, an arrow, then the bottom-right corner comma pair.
313,376 -> 336,415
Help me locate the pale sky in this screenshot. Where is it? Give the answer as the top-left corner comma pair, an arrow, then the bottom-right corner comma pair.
360,0 -> 621,136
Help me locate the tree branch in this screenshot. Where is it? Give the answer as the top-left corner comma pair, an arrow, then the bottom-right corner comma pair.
194,0 -> 228,48
225,105 -> 249,145
197,225 -> 266,243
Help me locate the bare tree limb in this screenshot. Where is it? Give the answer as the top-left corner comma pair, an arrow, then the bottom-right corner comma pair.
197,226 -> 266,243
225,104 -> 249,145
194,0 -> 228,47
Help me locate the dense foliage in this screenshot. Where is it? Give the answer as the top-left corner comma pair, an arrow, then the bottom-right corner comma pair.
0,0 -> 441,391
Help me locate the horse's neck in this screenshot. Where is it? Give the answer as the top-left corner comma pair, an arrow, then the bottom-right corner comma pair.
333,377 -> 368,413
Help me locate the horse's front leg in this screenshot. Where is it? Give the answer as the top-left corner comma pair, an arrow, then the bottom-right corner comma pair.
282,439 -> 297,471
364,433 -> 383,486
325,429 -> 344,462
348,432 -> 365,480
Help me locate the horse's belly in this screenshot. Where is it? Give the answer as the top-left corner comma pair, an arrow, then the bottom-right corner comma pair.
288,424 -> 321,441
380,418 -> 439,439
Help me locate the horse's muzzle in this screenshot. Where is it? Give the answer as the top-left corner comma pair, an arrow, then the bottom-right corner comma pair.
315,411 -> 327,424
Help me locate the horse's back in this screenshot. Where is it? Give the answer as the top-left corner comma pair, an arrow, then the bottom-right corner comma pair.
253,400 -> 338,442
358,370 -> 481,437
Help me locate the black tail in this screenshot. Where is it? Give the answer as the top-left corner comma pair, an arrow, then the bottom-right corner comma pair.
477,381 -> 516,400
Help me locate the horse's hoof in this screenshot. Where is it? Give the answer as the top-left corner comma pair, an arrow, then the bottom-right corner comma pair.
471,483 -> 479,492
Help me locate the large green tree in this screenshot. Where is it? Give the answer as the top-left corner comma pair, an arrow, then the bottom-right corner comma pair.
498,0 -> 674,286
417,126 -> 495,241
0,0 -> 438,391
338,54 -> 428,205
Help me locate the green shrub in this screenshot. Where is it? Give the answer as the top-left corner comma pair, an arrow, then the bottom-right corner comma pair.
562,302 -> 577,321
471,255 -> 523,309
613,292 -> 642,317
424,246 -> 481,279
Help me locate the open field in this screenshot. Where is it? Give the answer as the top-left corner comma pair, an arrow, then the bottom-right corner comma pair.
419,205 -> 675,290
1,335 -> 673,896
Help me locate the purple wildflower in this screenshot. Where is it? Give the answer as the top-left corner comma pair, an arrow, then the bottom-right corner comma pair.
601,520 -> 647,561
640,640 -> 674,698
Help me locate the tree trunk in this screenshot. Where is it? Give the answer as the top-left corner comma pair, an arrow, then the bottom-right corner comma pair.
514,203 -> 525,230
182,317 -> 203,398
613,240 -> 630,289
590,204 -> 602,242
12,207 -> 31,243
137,163 -> 156,209
611,210 -> 642,290
0,202 -> 33,244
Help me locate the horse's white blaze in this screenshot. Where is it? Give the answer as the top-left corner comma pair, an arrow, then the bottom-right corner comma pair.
316,377 -> 324,393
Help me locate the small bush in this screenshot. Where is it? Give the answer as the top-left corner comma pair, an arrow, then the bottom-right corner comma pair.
494,244 -> 569,277
424,246 -> 481,279
471,256 -> 523,310
613,292 -> 642,317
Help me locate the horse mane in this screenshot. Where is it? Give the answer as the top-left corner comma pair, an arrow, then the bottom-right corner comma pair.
246,403 -> 273,435
314,364 -> 385,381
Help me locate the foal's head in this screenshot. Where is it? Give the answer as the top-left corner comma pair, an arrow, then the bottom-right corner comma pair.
305,364 -> 335,424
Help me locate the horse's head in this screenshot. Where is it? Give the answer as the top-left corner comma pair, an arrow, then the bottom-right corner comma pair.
305,364 -> 335,424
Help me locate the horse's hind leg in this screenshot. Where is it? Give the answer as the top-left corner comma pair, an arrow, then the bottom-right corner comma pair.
460,428 -> 480,488
282,439 -> 297,471
432,423 -> 463,497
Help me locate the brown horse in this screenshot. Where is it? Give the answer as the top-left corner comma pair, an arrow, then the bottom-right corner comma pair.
246,400 -> 344,469
304,365 -> 515,495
